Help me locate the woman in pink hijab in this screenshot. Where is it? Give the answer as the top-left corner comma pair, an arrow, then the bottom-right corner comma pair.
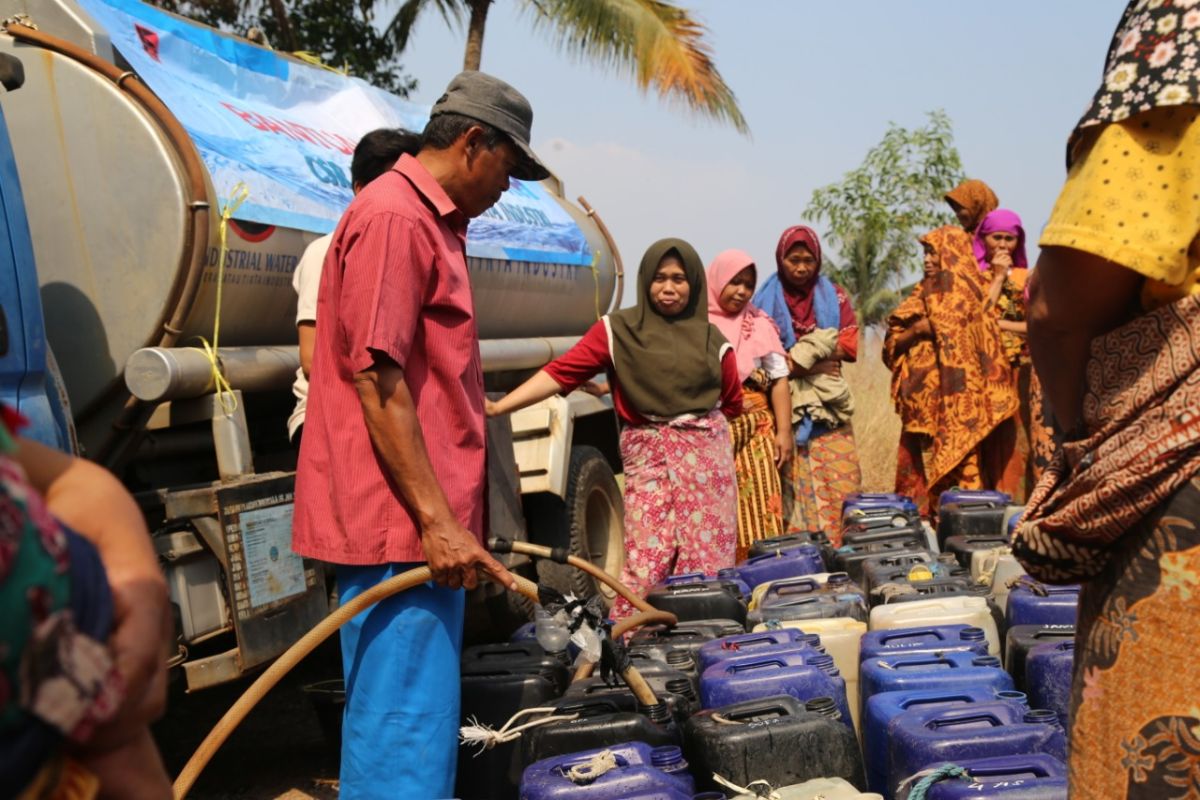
707,249 -> 790,560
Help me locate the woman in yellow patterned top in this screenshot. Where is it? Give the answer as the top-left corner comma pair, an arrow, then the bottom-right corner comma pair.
1013,2 -> 1200,797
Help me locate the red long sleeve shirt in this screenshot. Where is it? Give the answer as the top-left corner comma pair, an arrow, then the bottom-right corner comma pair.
544,320 -> 743,426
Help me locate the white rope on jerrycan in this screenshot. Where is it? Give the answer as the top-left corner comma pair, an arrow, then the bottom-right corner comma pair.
712,772 -> 781,799
458,707 -> 579,755
564,749 -> 619,783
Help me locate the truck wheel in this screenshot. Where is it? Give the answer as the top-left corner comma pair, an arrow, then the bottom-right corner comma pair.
529,446 -> 625,605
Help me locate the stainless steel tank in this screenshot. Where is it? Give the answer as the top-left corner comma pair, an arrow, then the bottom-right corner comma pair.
0,1 -> 618,455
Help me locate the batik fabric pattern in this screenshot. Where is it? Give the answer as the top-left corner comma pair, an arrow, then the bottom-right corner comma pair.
611,410 -> 738,620
883,227 -> 1017,516
1066,477 -> 1200,799
782,425 -> 862,545
1013,293 -> 1200,583
729,387 -> 784,563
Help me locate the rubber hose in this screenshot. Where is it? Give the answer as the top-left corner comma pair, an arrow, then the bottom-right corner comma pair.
493,539 -> 661,616
2,23 -> 211,462
173,568 -> 540,799
570,609 -> 678,683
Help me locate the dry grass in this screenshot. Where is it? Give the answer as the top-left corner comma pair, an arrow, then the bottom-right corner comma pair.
845,331 -> 901,492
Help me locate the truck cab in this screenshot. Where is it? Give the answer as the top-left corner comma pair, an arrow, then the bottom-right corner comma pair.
0,53 -> 73,452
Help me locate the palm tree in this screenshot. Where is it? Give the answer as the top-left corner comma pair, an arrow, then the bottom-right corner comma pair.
386,0 -> 748,133
823,224 -> 904,329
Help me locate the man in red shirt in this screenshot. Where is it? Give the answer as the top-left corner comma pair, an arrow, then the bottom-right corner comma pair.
293,71 -> 549,799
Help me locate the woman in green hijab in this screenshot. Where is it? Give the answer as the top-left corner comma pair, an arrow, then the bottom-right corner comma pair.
489,238 -> 743,618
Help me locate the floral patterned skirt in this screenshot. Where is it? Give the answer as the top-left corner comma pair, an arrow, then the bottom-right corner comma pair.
782,424 -> 862,545
1069,476 -> 1200,799
729,391 -> 784,563
611,410 -> 738,619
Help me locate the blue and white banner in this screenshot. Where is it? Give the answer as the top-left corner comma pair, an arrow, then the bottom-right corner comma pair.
77,0 -> 592,265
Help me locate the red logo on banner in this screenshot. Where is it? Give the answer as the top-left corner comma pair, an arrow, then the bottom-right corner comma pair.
135,24 -> 160,62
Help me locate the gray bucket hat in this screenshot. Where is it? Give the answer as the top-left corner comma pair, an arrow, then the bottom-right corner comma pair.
430,71 -> 551,182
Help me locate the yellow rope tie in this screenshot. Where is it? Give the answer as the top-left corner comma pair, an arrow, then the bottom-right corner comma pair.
589,250 -> 602,320
290,51 -> 347,75
194,182 -> 249,417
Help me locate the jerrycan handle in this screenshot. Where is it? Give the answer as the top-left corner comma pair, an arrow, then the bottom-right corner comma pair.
719,699 -> 794,721
957,760 -> 1054,780
765,577 -> 820,598
471,644 -> 537,660
727,658 -> 787,674
665,572 -> 707,585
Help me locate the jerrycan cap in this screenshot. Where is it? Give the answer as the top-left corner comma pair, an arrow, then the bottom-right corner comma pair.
664,678 -> 696,700
804,696 -> 841,720
809,654 -> 839,675
997,690 -> 1028,704
799,633 -> 823,648
666,650 -> 695,668
907,564 -> 935,582
650,745 -> 687,770
1024,708 -> 1059,725
960,627 -> 987,642
973,656 -> 1002,668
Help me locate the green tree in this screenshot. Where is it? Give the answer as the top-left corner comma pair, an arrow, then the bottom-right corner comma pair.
822,226 -> 902,328
805,110 -> 966,325
154,0 -> 418,95
387,0 -> 747,132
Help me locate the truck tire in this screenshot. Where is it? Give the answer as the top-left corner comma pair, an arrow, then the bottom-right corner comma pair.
528,446 -> 625,605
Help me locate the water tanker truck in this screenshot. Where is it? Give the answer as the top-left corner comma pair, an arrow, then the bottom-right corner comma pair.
0,0 -> 626,690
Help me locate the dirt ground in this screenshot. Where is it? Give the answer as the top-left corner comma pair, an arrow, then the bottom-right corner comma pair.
155,649 -> 342,800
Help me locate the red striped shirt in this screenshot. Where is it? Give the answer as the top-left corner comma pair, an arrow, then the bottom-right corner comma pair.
293,155 -> 485,565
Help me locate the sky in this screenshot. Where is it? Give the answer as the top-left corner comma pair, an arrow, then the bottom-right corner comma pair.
394,0 -> 1129,307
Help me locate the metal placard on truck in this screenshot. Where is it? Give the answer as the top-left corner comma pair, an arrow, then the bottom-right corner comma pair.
216,473 -> 328,671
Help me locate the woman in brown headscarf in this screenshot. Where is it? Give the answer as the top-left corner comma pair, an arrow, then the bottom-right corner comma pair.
883,226 -> 1017,516
944,179 -> 1000,234
489,238 -> 743,619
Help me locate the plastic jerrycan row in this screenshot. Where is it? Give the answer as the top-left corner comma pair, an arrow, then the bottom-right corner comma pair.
457,642 -> 572,800
700,646 -> 854,727
733,544 -> 826,590
748,572 -> 844,609
685,695 -> 866,793
519,695 -> 683,771
748,530 -> 829,559
869,596 -> 1002,655
645,574 -> 749,625
748,592 -> 870,629
750,574 -> 868,622
921,754 -> 1068,799
519,742 -> 694,799
1005,581 -> 1080,628
858,625 -> 991,662
862,687 -> 1029,797
729,778 -> 883,800
1004,625 -> 1076,694
1025,640 -> 1075,727
695,628 -> 820,673
627,619 -> 746,663
887,704 -> 1067,799
859,651 -> 1015,736
834,540 -> 929,586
